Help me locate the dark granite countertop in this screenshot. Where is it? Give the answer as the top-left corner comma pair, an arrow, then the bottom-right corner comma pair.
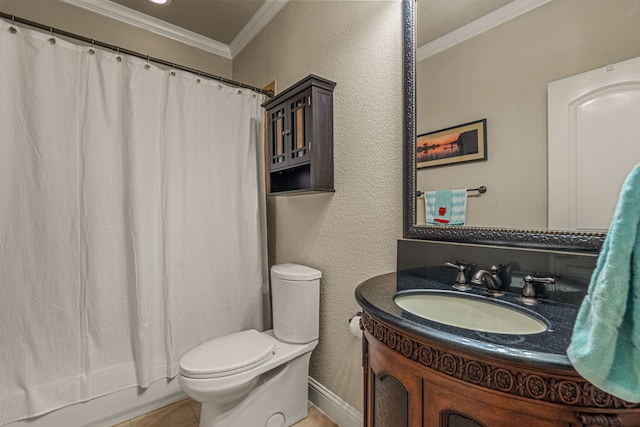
355,272 -> 580,371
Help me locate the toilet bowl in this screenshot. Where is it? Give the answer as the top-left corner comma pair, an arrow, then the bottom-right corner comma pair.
178,264 -> 321,427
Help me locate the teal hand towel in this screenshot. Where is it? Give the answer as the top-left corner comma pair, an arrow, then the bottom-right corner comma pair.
434,190 -> 452,224
425,189 -> 467,226
424,191 -> 436,225
449,189 -> 467,226
566,164 -> 640,403
424,190 -> 447,225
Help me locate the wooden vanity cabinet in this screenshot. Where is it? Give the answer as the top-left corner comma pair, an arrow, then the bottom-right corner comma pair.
361,311 -> 640,427
261,74 -> 335,195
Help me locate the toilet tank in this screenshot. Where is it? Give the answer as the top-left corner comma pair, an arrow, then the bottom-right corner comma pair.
270,263 -> 321,344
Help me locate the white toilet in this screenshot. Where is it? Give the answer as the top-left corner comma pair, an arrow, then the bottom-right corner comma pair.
178,263 -> 321,427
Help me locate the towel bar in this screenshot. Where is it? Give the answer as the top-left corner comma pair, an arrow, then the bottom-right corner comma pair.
416,186 -> 486,198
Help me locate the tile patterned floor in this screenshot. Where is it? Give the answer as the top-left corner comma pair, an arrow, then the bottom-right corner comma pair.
112,398 -> 338,427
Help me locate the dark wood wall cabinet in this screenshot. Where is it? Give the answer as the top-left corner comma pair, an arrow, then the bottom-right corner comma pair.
262,74 -> 335,195
361,311 -> 640,427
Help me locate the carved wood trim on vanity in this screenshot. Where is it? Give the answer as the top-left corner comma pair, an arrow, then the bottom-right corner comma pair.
361,312 -> 639,411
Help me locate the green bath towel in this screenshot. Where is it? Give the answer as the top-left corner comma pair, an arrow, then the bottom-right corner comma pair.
567,164 -> 640,403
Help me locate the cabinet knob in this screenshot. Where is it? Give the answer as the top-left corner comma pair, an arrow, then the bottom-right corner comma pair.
282,129 -> 291,136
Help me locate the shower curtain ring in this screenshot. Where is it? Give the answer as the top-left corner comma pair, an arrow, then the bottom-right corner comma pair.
115,46 -> 122,62
48,27 -> 56,44
170,64 -> 176,77
8,16 -> 17,33
88,39 -> 95,55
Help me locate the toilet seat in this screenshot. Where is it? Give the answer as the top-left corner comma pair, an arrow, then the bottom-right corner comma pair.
179,329 -> 276,379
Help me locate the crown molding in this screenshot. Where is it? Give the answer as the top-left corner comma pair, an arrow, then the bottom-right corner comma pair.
61,0 -> 233,58
230,0 -> 288,58
417,0 -> 553,62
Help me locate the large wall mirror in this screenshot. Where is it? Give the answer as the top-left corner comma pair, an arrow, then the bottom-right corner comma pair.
403,0 -> 640,252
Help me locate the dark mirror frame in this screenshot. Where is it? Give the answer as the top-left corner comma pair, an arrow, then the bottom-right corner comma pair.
401,0 -> 605,253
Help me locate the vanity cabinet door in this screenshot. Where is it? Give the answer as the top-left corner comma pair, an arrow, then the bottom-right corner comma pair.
364,332 -> 423,427
423,373 -> 576,427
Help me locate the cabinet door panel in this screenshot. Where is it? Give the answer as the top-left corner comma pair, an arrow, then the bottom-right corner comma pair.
288,88 -> 312,167
374,374 -> 409,427
366,335 -> 423,427
268,102 -> 288,171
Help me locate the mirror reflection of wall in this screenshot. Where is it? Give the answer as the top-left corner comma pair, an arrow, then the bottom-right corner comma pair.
416,0 -> 640,229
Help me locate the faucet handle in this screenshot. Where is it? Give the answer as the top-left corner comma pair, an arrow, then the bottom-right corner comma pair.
532,275 -> 555,285
445,262 -> 471,291
445,262 -> 464,271
520,274 -> 555,305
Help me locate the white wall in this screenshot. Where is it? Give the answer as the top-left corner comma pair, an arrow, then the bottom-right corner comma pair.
233,0 -> 403,412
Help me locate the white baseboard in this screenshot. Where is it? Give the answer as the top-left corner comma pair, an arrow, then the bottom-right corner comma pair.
308,377 -> 363,427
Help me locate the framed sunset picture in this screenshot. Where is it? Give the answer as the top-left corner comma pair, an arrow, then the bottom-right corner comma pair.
416,119 -> 487,168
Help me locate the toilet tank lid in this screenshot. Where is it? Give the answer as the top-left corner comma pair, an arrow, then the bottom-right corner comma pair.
271,263 -> 321,281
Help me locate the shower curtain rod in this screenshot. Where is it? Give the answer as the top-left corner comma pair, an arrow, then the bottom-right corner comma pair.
0,12 -> 274,98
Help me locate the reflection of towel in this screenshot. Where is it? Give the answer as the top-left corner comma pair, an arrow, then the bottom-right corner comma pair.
434,191 -> 451,223
425,189 -> 467,226
450,189 -> 467,225
566,165 -> 640,403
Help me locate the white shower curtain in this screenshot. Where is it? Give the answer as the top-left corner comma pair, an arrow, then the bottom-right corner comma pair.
0,19 -> 267,425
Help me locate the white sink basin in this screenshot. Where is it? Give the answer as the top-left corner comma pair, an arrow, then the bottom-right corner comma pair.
394,291 -> 548,335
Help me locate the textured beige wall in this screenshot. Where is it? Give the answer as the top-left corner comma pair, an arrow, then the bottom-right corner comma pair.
0,0 -> 232,77
233,0 -> 403,411
416,0 -> 640,229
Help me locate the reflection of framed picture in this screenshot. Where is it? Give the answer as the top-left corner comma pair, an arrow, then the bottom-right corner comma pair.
416,119 -> 487,168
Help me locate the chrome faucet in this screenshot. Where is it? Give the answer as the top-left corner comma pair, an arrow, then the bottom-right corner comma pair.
471,265 -> 504,296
